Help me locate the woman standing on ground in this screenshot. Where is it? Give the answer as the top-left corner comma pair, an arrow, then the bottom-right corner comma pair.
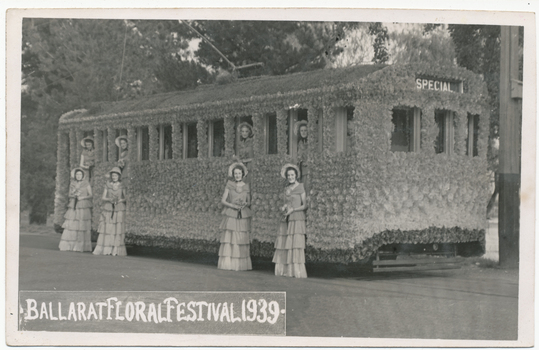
93,167 -> 127,256
59,167 -> 93,252
272,164 -> 308,278
218,162 -> 252,271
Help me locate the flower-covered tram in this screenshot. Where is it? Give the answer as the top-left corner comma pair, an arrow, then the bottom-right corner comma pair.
54,63 -> 490,270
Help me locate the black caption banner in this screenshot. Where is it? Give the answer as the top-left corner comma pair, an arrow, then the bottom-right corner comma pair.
19,291 -> 286,335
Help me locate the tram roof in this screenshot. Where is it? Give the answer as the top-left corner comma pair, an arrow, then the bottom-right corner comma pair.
60,64 -> 388,122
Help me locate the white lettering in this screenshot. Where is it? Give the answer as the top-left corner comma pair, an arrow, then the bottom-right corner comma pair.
58,302 -> 67,320
177,302 -> 187,321
196,302 -> 208,321
115,301 -> 124,321
95,302 -> 106,320
230,302 -> 242,323
163,298 -> 178,322
68,302 -> 77,321
87,303 -> 98,320
210,303 -> 221,321
428,80 -> 433,90
187,301 -> 197,322
434,81 -> 439,91
147,303 -> 158,324
416,78 -> 422,89
157,303 -> 168,323
134,301 -> 147,322
220,302 -> 231,322
422,79 -> 428,89
25,299 -> 38,320
77,302 -> 87,321
39,302 -> 49,320
106,297 -> 117,320
49,302 -> 58,320
125,302 -> 135,322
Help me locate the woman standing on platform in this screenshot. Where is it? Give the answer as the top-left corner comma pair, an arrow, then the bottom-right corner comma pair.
272,164 -> 308,278
218,162 -> 252,271
59,167 -> 93,252
93,167 -> 127,256
79,136 -> 95,181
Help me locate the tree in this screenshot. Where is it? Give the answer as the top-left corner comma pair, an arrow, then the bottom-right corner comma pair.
368,22 -> 389,64
448,25 -> 502,216
388,24 -> 456,66
188,20 -> 359,77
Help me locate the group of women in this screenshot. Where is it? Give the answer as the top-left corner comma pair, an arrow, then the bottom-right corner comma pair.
59,121 -> 310,278
59,135 -> 128,257
219,121 -> 309,278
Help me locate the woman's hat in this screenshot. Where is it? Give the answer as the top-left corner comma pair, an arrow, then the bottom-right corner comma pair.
108,167 -> 122,179
70,167 -> 85,179
237,122 -> 253,137
80,136 -> 94,147
115,135 -> 128,148
293,120 -> 308,136
281,163 -> 301,179
228,162 -> 248,178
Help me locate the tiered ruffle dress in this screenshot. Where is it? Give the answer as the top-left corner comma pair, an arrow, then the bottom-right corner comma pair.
218,181 -> 252,271
273,182 -> 308,278
59,180 -> 93,252
93,181 -> 127,256
81,148 -> 95,181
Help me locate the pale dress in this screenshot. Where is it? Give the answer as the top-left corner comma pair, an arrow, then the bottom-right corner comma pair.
93,181 -> 127,256
272,182 -> 308,278
59,180 -> 93,252
218,180 -> 252,271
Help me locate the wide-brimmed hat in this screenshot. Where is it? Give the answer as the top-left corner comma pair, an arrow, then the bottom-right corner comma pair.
108,167 -> 122,179
228,162 -> 248,178
70,167 -> 85,179
294,120 -> 308,136
80,136 -> 94,147
115,135 -> 128,148
237,122 -> 253,137
281,163 -> 301,179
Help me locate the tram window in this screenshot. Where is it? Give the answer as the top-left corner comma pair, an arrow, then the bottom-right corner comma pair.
390,108 -> 422,152
235,116 -> 253,158
210,119 -> 225,157
288,109 -> 307,156
101,129 -> 108,162
156,124 -> 173,160
185,123 -> 198,159
265,112 -> 278,155
466,114 -> 479,157
434,110 -> 455,155
136,127 -> 149,161
391,108 -> 415,152
116,129 -> 127,161
346,107 -> 355,152
336,106 -> 355,153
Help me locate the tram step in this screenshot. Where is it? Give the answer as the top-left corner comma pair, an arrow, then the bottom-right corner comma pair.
372,257 -> 463,272
372,263 -> 461,273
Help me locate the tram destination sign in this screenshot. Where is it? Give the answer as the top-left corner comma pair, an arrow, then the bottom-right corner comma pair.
416,77 -> 462,93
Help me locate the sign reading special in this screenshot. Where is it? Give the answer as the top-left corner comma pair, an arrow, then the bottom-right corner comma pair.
19,291 -> 286,335
416,77 -> 462,93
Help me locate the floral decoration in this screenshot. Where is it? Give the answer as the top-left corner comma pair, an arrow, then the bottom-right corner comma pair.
172,121 -> 182,160
55,64 -> 491,263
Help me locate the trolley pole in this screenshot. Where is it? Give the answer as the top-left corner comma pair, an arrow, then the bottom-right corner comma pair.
498,26 -> 522,268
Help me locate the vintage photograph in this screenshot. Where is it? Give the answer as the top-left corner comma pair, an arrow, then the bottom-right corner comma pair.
6,5 -> 535,347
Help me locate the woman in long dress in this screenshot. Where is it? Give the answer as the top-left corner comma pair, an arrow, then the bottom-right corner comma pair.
93,167 -> 127,256
218,162 -> 252,271
59,167 -> 93,252
272,163 -> 308,278
79,136 -> 95,181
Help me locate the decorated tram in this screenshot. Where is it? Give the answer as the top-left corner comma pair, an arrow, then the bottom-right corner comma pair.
54,63 -> 490,269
